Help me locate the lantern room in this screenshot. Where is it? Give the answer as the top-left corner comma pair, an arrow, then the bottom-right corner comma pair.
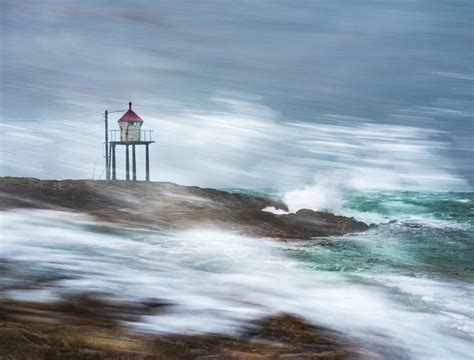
117,102 -> 143,141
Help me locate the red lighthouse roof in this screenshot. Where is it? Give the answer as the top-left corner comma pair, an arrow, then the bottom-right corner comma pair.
118,102 -> 143,123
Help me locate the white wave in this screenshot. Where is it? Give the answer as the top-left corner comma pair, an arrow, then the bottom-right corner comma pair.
283,176 -> 345,214
273,174 -> 387,224
262,206 -> 288,215
1,209 -> 473,359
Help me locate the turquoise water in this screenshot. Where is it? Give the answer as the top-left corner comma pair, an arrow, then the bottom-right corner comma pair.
294,191 -> 474,282
227,188 -> 474,281
346,191 -> 474,225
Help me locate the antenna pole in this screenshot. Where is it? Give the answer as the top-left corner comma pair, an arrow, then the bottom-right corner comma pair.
105,110 -> 110,181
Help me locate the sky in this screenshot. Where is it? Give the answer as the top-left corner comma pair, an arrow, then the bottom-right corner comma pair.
1,0 -> 472,190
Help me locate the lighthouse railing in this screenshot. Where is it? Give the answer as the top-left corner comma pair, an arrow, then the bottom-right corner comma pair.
109,130 -> 119,142
142,129 -> 154,142
108,129 -> 154,142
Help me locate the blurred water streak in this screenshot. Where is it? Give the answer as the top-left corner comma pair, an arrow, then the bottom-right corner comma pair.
1,0 -> 472,187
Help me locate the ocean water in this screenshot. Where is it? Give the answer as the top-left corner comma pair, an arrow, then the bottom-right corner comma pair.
1,190 -> 473,359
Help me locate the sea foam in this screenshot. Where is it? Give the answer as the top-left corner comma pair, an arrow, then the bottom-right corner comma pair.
1,209 -> 473,359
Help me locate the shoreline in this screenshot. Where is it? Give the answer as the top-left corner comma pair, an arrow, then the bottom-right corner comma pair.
0,177 -> 368,240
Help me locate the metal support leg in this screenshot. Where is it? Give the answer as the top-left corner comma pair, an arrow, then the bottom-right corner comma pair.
107,144 -> 112,181
125,145 -> 130,181
145,144 -> 150,182
111,144 -> 116,180
132,145 -> 137,182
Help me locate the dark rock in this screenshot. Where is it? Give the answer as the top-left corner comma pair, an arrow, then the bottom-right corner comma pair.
0,177 -> 368,240
0,297 -> 377,359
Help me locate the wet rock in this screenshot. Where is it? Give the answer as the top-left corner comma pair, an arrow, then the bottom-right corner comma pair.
0,297 -> 376,359
0,177 -> 368,240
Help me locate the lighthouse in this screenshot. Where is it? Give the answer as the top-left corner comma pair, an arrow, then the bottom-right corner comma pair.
118,102 -> 143,141
106,102 -> 154,182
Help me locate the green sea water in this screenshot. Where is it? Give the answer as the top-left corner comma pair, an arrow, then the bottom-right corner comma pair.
226,189 -> 474,281
294,191 -> 474,282
269,190 -> 474,358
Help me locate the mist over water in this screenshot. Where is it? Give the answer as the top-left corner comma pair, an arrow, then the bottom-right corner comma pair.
1,97 -> 469,191
1,1 -> 473,188
1,189 -> 473,359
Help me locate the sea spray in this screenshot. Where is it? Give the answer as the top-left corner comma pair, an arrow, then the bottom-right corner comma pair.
283,176 -> 345,213
262,173 -> 346,215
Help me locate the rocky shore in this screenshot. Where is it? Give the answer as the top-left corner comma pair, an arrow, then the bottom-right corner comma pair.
0,177 -> 374,359
0,177 -> 368,239
0,294 -> 377,359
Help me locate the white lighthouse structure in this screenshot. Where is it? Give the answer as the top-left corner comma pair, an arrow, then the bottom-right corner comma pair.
118,102 -> 143,141
105,102 -> 154,182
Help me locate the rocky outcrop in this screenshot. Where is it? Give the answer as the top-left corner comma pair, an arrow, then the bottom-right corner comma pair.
0,177 -> 368,239
0,295 -> 376,359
